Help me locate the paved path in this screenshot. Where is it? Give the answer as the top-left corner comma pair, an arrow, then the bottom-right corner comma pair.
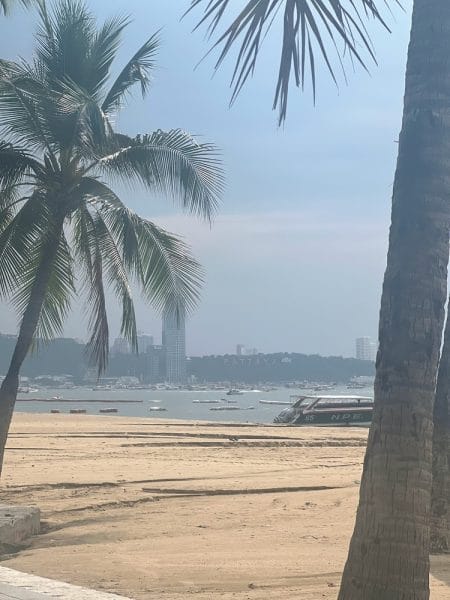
0,567 -> 132,599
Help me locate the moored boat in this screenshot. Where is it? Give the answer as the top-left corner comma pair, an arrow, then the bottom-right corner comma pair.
226,389 -> 244,396
192,399 -> 221,404
274,395 -> 373,425
259,400 -> 293,406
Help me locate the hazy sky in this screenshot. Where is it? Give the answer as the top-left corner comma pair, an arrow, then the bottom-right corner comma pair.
0,1 -> 412,357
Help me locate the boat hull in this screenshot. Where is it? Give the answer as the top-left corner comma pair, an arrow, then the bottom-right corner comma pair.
294,409 -> 372,425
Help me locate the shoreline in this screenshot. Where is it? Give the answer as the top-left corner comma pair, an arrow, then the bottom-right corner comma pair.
1,413 -> 448,599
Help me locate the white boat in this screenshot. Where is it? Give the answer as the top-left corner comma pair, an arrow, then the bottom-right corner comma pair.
149,406 -> 167,412
259,400 -> 294,406
226,389 -> 244,396
210,406 -> 241,411
192,399 -> 221,404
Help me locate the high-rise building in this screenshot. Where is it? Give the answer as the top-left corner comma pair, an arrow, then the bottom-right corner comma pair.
137,333 -> 154,354
162,306 -> 186,384
356,337 -> 377,362
111,337 -> 130,356
236,344 -> 245,356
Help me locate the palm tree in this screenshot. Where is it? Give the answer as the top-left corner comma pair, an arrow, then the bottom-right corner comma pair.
0,0 -> 223,476
0,0 -> 31,16
430,305 -> 450,553
189,1 -> 450,598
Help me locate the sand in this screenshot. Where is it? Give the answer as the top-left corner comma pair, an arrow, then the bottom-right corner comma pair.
0,413 -> 448,599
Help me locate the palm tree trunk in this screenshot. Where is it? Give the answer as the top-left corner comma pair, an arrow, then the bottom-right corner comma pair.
430,296 -> 450,554
0,218 -> 64,478
338,2 -> 450,598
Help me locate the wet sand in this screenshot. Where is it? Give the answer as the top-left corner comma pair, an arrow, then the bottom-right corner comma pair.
1,413 -> 448,599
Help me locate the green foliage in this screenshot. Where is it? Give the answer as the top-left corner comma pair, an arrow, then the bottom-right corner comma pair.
188,0 -> 398,123
0,0 -> 224,373
0,0 -> 31,16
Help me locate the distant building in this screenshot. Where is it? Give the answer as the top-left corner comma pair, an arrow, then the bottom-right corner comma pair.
246,348 -> 258,356
162,306 -> 186,384
142,345 -> 164,383
111,337 -> 130,356
236,344 -> 245,356
356,337 -> 376,362
137,333 -> 154,354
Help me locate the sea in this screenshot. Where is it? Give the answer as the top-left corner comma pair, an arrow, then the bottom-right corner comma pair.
15,385 -> 374,424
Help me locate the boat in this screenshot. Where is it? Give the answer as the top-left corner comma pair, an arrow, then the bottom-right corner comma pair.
50,395 -> 63,401
149,407 -> 167,412
221,398 -> 238,403
210,406 -> 241,411
274,395 -> 373,425
259,400 -> 294,406
226,389 -> 244,396
99,408 -> 118,414
192,399 -> 221,404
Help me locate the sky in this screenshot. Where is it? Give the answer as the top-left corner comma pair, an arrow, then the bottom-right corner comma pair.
0,1 -> 412,358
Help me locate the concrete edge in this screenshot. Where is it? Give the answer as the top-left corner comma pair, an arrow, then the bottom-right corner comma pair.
0,567 -> 133,599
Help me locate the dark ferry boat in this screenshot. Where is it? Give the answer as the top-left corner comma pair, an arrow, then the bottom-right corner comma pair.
274,395 -> 373,426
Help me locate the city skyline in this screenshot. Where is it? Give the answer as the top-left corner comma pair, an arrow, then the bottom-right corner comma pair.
0,2 -> 409,358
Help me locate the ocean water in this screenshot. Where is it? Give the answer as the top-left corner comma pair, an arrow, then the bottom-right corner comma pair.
15,385 -> 374,424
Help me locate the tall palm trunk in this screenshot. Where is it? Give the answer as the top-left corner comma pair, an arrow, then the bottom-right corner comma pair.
430,297 -> 450,553
0,217 -> 64,477
338,2 -> 450,598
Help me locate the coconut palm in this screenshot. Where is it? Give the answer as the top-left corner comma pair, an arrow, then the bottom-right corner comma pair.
0,0 -> 223,476
189,1 -> 450,598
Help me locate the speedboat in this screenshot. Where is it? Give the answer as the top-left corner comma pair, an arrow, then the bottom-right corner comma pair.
274,395 -> 373,425
226,389 -> 244,396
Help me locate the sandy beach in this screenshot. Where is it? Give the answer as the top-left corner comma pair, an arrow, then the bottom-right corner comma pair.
0,413 -> 448,599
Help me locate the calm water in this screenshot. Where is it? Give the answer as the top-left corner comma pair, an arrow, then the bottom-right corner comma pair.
15,386 -> 374,424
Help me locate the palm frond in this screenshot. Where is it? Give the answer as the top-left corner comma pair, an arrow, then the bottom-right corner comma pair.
35,0 -> 97,91
0,0 -> 31,16
73,176 -> 204,316
46,77 -> 113,155
90,210 -> 138,353
99,130 -> 224,221
99,202 -> 204,315
13,229 -> 75,341
72,205 -> 110,373
0,190 -> 49,298
0,141 -> 42,189
0,60 -> 56,152
188,0 -> 395,123
87,14 -> 130,97
102,32 -> 160,115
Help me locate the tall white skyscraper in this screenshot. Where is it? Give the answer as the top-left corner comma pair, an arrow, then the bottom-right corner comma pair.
356,337 -> 377,362
162,306 -> 186,383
